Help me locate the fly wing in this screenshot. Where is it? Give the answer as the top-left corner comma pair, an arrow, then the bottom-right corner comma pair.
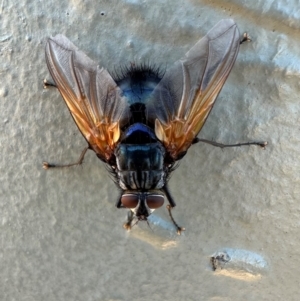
147,19 -> 241,160
45,35 -> 129,162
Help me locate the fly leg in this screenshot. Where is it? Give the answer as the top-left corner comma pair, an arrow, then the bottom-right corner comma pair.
43,79 -> 90,169
166,205 -> 185,235
240,33 -> 251,45
193,138 -> 267,149
115,195 -> 135,231
43,79 -> 57,88
43,146 -> 89,169
163,185 -> 185,235
123,211 -> 135,231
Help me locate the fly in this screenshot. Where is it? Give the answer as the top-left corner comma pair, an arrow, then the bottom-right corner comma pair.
43,19 -> 266,234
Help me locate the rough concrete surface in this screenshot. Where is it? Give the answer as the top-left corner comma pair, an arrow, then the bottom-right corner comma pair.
0,0 -> 299,300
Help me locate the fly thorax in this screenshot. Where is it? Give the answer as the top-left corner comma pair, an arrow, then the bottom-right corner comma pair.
114,142 -> 166,190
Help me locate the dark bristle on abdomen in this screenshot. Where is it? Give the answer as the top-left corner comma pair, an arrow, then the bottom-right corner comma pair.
113,63 -> 164,127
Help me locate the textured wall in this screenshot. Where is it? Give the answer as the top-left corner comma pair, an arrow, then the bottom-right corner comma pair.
1,0 -> 299,300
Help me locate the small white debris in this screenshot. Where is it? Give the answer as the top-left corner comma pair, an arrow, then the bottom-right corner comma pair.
211,248 -> 268,281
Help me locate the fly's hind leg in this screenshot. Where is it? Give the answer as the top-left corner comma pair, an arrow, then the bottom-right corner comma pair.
240,33 -> 251,45
43,79 -> 57,89
43,146 -> 89,169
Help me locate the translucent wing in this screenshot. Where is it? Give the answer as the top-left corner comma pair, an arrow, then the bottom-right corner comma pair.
147,19 -> 241,160
45,35 -> 129,162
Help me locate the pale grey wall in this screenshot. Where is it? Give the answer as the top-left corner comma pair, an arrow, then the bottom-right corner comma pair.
1,0 -> 299,300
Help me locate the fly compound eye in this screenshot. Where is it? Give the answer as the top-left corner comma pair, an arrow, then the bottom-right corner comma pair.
146,194 -> 164,209
121,194 -> 139,209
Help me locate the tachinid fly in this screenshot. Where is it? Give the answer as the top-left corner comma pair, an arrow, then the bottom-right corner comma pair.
43,19 -> 266,234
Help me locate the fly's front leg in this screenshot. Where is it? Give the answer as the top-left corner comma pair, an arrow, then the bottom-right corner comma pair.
163,185 -> 185,235
123,211 -> 134,231
166,205 -> 185,235
115,195 -> 123,208
43,146 -> 89,169
116,193 -> 135,231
